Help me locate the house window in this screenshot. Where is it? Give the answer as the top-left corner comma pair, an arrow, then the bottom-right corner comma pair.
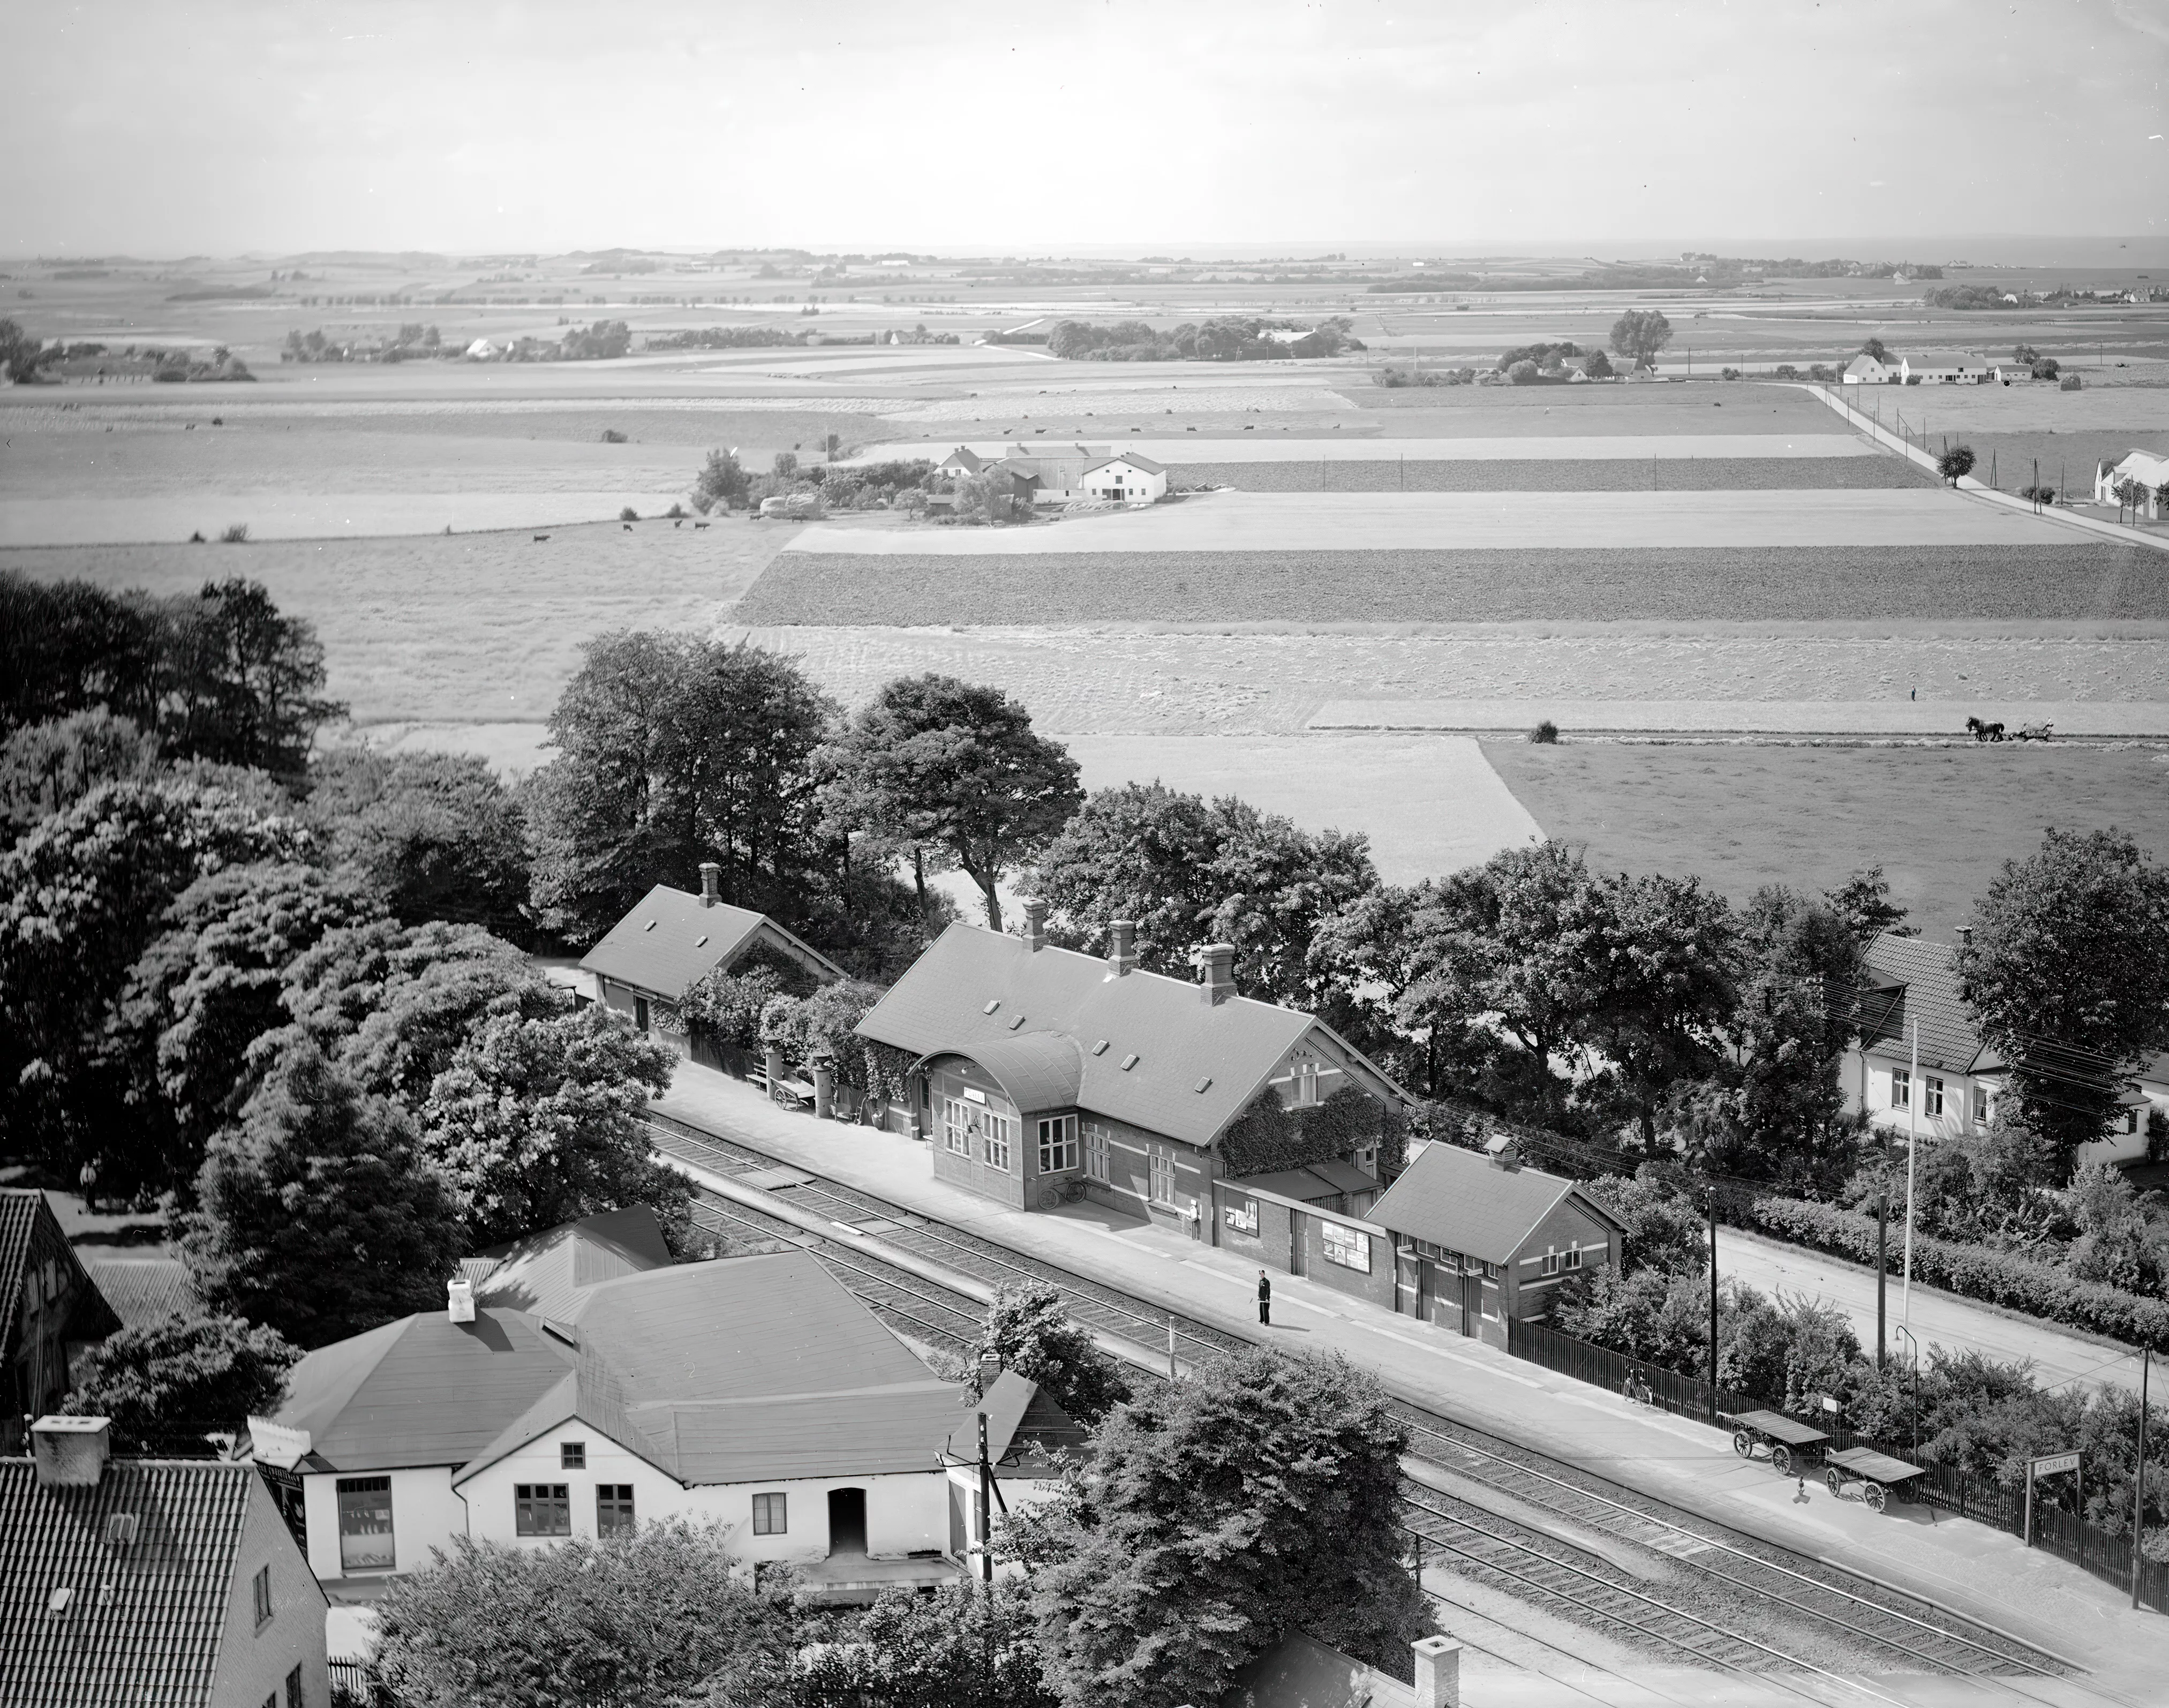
286,1665 -> 304,1708
944,1097 -> 970,1155
753,1492 -> 788,1536
1321,1221 -> 1370,1273
515,1484 -> 571,1537
560,1442 -> 585,1470
983,1112 -> 1014,1171
1891,1067 -> 1911,1110
1925,1077 -> 1945,1118
252,1564 -> 272,1627
1038,1116 -> 1078,1173
1225,1194 -> 1258,1236
2127,1108 -> 2143,1135
597,1485 -> 636,1537
335,1476 -> 394,1574
1973,1083 -> 1990,1125
1541,1249 -> 1560,1276
1565,1244 -> 1583,1270
1084,1126 -> 1110,1183
634,997 -> 650,1030
1149,1148 -> 1176,1205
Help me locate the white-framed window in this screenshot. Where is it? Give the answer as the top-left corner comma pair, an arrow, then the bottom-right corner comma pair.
1084,1126 -> 1110,1183
1973,1083 -> 1991,1125
752,1492 -> 787,1535
597,1485 -> 635,1537
514,1484 -> 570,1537
984,1112 -> 1014,1171
1541,1248 -> 1560,1276
1037,1115 -> 1078,1173
1891,1067 -> 1911,1110
943,1097 -> 970,1156
335,1476 -> 394,1574
1225,1194 -> 1257,1236
1565,1243 -> 1583,1270
560,1441 -> 585,1470
2127,1107 -> 2143,1135
1149,1148 -> 1176,1205
252,1563 -> 272,1627
1925,1076 -> 1945,1118
1321,1221 -> 1370,1273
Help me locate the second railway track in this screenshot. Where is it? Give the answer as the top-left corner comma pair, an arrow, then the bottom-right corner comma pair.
643,1109 -> 2072,1693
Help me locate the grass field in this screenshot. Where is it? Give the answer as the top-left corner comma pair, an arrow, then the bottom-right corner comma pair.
1166,456 -> 1932,492
739,543 -> 2159,626
1483,740 -> 2169,943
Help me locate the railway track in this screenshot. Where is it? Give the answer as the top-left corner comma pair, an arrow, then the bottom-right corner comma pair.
643,1110 -> 2068,1690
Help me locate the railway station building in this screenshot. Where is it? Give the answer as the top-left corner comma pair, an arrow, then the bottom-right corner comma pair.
851,909 -> 1411,1239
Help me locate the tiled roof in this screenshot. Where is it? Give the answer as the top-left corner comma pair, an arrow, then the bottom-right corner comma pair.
0,1190 -> 122,1355
0,1457 -> 276,1708
1082,453 -> 1166,475
578,885 -> 775,999
281,1244 -> 963,1486
473,1207 -> 674,1319
856,924 -> 1399,1147
1859,934 -> 1995,1074
81,1260 -> 201,1332
1367,1142 -> 1621,1266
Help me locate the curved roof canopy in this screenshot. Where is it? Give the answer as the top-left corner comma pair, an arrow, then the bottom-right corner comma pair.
920,1032 -> 1083,1115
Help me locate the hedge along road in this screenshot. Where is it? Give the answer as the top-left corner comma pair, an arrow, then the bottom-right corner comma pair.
785,489 -> 2088,554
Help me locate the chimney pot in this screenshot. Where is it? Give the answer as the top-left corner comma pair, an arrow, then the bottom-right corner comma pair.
1022,899 -> 1048,952
1200,943 -> 1236,1006
1485,1134 -> 1522,1171
32,1416 -> 111,1488
1108,920 -> 1137,977
1411,1635 -> 1462,1708
447,1277 -> 476,1323
698,862 -> 720,908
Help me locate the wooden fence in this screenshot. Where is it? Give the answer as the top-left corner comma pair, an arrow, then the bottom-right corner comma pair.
1507,1316 -> 2169,1614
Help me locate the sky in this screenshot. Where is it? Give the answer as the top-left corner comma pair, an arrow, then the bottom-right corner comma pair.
5,0 -> 2165,257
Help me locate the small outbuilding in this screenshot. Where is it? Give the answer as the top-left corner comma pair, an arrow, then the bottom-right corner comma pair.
1366,1136 -> 1625,1348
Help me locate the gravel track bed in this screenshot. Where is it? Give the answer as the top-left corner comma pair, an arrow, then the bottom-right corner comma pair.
1167,456 -> 1934,492
739,544 -> 2161,626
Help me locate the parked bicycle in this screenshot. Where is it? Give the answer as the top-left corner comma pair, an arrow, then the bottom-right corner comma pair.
1620,1369 -> 1655,1408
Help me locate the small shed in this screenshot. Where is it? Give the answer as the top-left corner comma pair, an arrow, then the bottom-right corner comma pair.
1367,1138 -> 1625,1347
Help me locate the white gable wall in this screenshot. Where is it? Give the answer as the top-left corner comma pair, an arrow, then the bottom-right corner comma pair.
299,1464 -> 466,1584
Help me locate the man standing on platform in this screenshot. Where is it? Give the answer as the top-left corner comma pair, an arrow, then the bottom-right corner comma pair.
1257,1269 -> 1271,1326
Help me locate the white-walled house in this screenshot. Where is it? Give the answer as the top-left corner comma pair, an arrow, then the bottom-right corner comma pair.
1080,453 -> 1167,503
252,1210 -> 1034,1602
2093,450 -> 2168,516
1843,353 -> 1897,384
1839,934 -> 2164,1167
1900,351 -> 1992,385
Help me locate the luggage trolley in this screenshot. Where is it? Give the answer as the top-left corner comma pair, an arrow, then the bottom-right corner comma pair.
1824,1445 -> 1928,1514
1729,1409 -> 1828,1478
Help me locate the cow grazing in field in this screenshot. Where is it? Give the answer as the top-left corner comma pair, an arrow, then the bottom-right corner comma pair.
693,520 -> 710,529
533,534 -> 549,543
674,519 -> 682,528
622,522 -> 632,531
1965,716 -> 2006,743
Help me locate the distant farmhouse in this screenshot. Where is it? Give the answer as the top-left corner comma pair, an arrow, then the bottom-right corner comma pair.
1842,352 -> 1897,384
1900,351 -> 1993,385
2094,449 -> 2168,517
931,443 -> 1165,508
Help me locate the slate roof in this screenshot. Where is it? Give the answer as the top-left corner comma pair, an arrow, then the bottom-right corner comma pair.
1082,453 -> 1166,475
1366,1142 -> 1623,1266
577,884 -> 842,999
472,1206 -> 673,1319
277,1244 -> 966,1486
938,447 -> 990,473
1858,934 -> 1997,1075
81,1259 -> 201,1332
942,1370 -> 1086,1477
856,924 -> 1400,1147
0,1190 -> 122,1356
0,1457 -> 291,1708
1231,1160 -> 1380,1207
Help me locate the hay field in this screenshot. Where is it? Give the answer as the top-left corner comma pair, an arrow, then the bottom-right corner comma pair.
785,490 -> 2077,555
1484,741 -> 2169,944
2,518 -> 792,723
1166,457 -> 1931,493
850,433 -> 1880,463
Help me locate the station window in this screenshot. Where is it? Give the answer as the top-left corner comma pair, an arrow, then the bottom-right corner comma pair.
1084,1127 -> 1110,1183
943,1098 -> 970,1155
983,1113 -> 1014,1172
1565,1244 -> 1583,1270
1037,1115 -> 1078,1173
1973,1083 -> 1991,1125
1149,1148 -> 1176,1205
1541,1249 -> 1560,1276
335,1476 -> 394,1574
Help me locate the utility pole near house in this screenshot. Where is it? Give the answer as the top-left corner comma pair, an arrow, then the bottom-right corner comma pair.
1877,1130 -> 1889,1372
2136,1347 -> 2153,1609
1707,1192 -> 1720,1425
1904,1019 -> 1920,1330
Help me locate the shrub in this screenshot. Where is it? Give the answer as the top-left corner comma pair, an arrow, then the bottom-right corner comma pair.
1506,359 -> 1540,385
1528,719 -> 1558,744
219,523 -> 249,544
617,506 -> 638,522
1720,367 -> 1742,381
600,428 -> 628,443
2061,373 -> 2082,390
1773,364 -> 1799,380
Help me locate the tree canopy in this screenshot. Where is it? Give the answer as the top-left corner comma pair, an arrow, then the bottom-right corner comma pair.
308,747 -> 531,938
966,1281 -> 1132,1427
63,1310 -> 300,1450
1608,309 -> 1674,369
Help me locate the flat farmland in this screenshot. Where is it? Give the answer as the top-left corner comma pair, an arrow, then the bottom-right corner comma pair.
1483,740 -> 2169,943
1166,457 -> 1930,492
784,490 -> 2079,554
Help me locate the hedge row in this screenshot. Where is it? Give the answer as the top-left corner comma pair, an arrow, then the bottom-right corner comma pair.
1734,1191 -> 2169,1353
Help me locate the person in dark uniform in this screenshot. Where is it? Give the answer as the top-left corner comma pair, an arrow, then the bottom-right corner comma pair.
1257,1269 -> 1271,1326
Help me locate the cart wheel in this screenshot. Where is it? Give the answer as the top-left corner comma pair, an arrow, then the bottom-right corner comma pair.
1731,1430 -> 1751,1458
1772,1446 -> 1792,1478
1865,1483 -> 1887,1514
1826,1468 -> 1842,1496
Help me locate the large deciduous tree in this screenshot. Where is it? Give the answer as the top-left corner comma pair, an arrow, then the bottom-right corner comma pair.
0,709 -> 162,840
63,1311 -> 300,1450
184,1040 -> 465,1346
1026,1348 -> 1429,1708
308,747 -> 531,938
1608,309 -> 1674,371
1957,828 -> 2169,1180
963,1281 -> 1132,1427
821,674 -> 1081,931
1588,871 -> 1739,1146
157,578 -> 345,773
797,1582 -> 1056,1708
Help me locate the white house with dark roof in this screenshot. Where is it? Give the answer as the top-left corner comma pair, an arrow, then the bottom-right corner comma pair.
852,908 -> 1410,1236
1900,351 -> 1992,385
1840,933 -> 2164,1166
1081,452 -> 1166,503
254,1209 -> 1045,1605
579,865 -> 847,1060
1365,1137 -> 1625,1348
2093,449 -> 2167,517
1843,352 -> 1897,384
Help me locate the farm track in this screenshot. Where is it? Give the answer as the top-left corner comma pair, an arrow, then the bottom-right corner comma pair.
643,1110 -> 2066,1689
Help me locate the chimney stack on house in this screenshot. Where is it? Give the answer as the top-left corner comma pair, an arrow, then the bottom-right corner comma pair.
1411,1635 -> 1463,1708
447,1277 -> 476,1323
699,862 -> 721,908
1022,899 -> 1047,952
978,1349 -> 1003,1386
32,1416 -> 111,1488
1108,920 -> 1137,977
1485,1133 -> 1523,1171
1955,925 -> 1973,945
1200,943 -> 1236,1006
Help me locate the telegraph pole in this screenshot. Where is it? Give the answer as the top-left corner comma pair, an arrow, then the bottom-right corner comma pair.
1904,1020 -> 1920,1330
1877,1130 -> 1888,1373
2136,1348 -> 2153,1610
1707,1192 -> 1721,1425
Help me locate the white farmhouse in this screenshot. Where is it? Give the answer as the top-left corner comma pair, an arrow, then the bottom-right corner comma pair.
1842,353 -> 1897,385
252,1209 -> 1075,1605
463,337 -> 499,360
1080,453 -> 1166,504
1900,351 -> 1992,385
2093,450 -> 2168,516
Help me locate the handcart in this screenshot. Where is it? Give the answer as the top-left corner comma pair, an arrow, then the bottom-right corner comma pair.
1729,1409 -> 1829,1478
1824,1445 -> 1928,1514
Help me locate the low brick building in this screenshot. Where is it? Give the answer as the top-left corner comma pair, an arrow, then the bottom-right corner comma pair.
853,908 -> 1409,1236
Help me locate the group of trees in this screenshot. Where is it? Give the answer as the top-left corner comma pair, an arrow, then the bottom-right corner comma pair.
1046,316 -> 1363,362
370,1338 -> 1426,1708
282,323 -> 444,363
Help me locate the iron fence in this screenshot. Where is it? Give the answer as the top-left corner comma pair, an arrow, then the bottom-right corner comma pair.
1506,1316 -> 2169,1614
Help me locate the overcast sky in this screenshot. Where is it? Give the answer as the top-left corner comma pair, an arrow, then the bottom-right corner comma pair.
7,0 -> 2165,257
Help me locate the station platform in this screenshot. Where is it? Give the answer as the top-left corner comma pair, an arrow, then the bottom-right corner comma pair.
656,1064 -> 2167,1703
